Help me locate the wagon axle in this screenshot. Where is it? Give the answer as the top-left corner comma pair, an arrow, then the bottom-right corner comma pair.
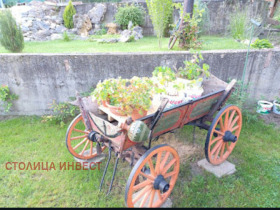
223,130 -> 237,143
153,175 -> 170,193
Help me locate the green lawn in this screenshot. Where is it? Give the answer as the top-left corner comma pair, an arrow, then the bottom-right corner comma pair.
0,113 -> 279,207
0,36 -> 247,53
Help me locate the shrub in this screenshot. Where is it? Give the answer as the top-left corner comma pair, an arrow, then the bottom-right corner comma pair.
115,5 -> 145,30
146,0 -> 173,48
63,31 -> 71,42
63,0 -> 76,29
251,39 -> 273,49
0,85 -> 18,112
0,10 -> 24,53
229,9 -> 248,40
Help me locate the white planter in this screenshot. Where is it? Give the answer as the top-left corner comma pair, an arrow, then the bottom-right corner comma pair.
185,87 -> 204,99
256,100 -> 273,114
273,100 -> 280,115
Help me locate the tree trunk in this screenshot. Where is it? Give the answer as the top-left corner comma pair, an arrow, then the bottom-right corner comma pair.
179,0 -> 195,48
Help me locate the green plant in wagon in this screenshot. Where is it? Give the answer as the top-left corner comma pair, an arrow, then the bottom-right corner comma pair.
152,66 -> 176,87
177,51 -> 210,80
0,85 -> 18,112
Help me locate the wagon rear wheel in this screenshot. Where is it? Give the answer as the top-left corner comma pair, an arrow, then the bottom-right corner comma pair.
205,105 -> 242,165
66,114 -> 106,160
125,144 -> 180,207
168,35 -> 178,50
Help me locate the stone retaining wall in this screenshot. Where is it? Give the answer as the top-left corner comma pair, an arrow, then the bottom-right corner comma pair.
0,49 -> 279,115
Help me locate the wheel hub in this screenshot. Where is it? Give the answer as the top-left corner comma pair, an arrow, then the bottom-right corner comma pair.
88,131 -> 98,142
223,130 -> 237,143
153,175 -> 170,193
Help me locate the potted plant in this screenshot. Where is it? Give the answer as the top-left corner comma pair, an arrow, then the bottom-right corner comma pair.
257,100 -> 273,114
176,51 -> 210,89
273,97 -> 280,115
152,66 -> 176,88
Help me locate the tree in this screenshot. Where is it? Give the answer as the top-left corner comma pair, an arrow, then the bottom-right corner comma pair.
146,0 -> 173,48
179,0 -> 195,48
63,0 -> 76,29
0,10 -> 24,53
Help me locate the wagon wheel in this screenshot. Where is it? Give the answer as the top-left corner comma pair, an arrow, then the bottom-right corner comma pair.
168,35 -> 178,50
66,114 -> 106,160
125,144 -> 180,207
205,105 -> 242,165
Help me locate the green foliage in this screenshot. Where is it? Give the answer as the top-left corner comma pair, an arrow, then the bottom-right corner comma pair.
173,3 -> 204,49
0,85 -> 18,112
152,66 -> 176,85
63,0 -> 76,29
146,0 -> 173,48
0,10 -> 24,53
177,50 -> 210,80
42,100 -> 80,127
251,39 -> 273,49
115,4 -> 145,30
94,24 -> 107,35
63,31 -> 71,42
229,9 -> 248,40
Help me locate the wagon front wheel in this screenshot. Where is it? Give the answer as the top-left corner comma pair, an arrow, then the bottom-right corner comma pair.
125,144 -> 180,207
66,114 -> 106,160
205,105 -> 242,165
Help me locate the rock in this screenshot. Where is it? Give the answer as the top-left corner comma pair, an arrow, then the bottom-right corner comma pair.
21,26 -> 30,33
97,38 -> 119,43
73,14 -> 92,37
22,20 -> 33,28
132,26 -> 143,40
50,33 -> 63,40
35,30 -> 51,41
24,37 -> 31,42
55,25 -> 67,34
36,21 -> 50,30
50,23 -> 57,29
88,3 -> 107,25
119,29 -> 135,42
106,23 -> 118,35
128,21 -> 133,30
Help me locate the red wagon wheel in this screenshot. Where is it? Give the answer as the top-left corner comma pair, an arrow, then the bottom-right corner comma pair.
66,114 -> 106,160
125,144 -> 180,207
205,105 -> 242,165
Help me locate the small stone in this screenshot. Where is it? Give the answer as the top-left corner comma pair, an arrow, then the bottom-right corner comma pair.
50,33 -> 63,40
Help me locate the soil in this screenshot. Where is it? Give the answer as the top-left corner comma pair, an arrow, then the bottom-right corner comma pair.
259,112 -> 280,127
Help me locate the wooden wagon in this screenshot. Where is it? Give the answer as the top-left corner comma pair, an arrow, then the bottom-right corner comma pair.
65,74 -> 242,207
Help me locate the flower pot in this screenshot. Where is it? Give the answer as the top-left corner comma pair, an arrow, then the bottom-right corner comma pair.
273,100 -> 280,115
105,101 -> 126,116
131,108 -> 148,121
102,100 -> 108,107
257,100 -> 273,114
186,87 -> 204,99
162,93 -> 186,109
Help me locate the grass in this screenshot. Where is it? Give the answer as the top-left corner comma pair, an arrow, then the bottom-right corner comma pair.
0,112 -> 280,207
0,36 -> 247,53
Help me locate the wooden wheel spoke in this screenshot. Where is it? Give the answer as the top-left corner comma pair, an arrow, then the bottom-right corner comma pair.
225,142 -> 230,151
79,140 -> 89,156
70,134 -> 87,141
156,190 -> 163,201
231,125 -> 239,132
228,110 -> 236,127
140,188 -> 153,207
132,185 -> 152,204
210,140 -> 223,156
219,118 -> 225,132
132,179 -> 151,192
220,143 -> 225,159
230,116 -> 239,130
210,136 -> 223,146
214,129 -> 224,137
148,159 -> 156,176
164,170 -> 177,179
139,171 -> 154,181
149,190 -> 156,207
214,142 -> 223,160
224,111 -> 229,129
90,141 -> 93,156
162,158 -> 176,175
73,138 -> 87,150
155,152 -> 162,174
160,152 -> 170,171
73,128 -> 89,134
